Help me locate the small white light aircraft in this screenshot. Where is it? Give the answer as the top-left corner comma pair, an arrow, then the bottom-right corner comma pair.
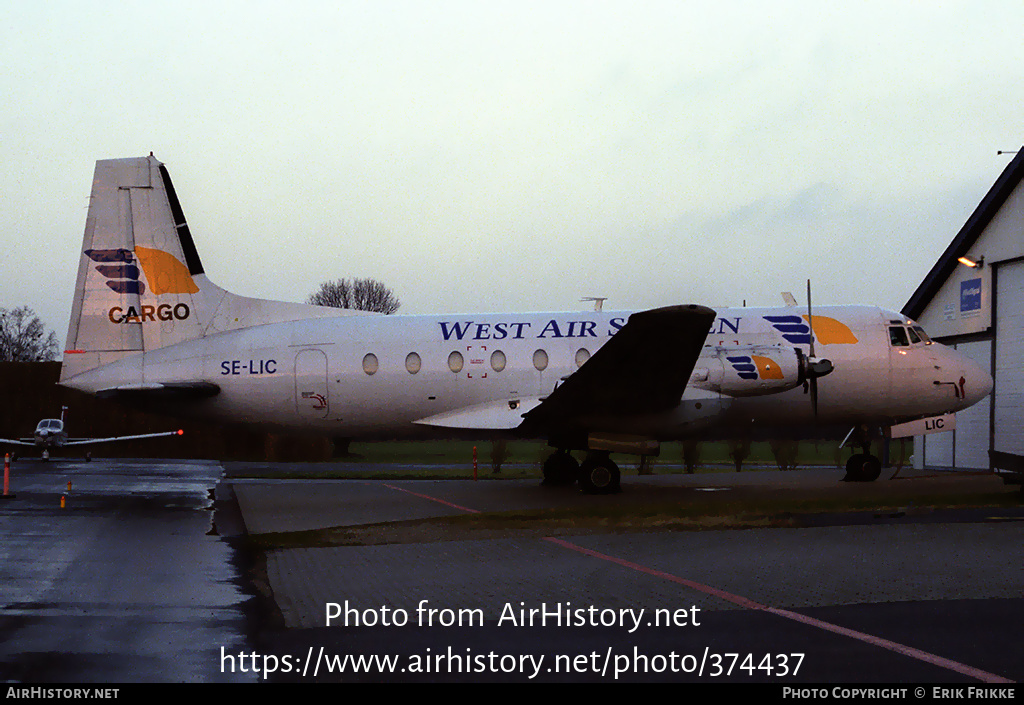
58,156 -> 992,492
0,406 -> 183,461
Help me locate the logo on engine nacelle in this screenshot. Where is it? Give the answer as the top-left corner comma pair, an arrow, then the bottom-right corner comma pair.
726,355 -> 785,380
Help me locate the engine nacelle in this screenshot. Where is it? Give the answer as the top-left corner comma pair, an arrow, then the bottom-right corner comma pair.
689,345 -> 806,397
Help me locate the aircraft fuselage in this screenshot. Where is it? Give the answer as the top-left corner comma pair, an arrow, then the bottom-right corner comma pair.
65,304 -> 989,440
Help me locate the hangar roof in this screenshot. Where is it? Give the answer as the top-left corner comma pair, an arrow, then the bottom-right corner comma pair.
903,147 -> 1024,320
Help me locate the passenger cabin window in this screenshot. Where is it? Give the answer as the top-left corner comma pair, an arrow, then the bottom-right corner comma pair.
490,350 -> 506,372
575,348 -> 591,368
362,353 -> 379,375
888,326 -> 910,347
533,349 -> 548,371
448,351 -> 464,373
405,352 -> 421,374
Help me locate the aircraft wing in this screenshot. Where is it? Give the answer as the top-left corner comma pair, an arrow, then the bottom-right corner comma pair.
0,437 -> 37,447
63,430 -> 184,447
521,304 -> 717,432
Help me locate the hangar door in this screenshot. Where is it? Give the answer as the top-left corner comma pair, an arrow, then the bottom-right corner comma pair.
995,261 -> 1024,454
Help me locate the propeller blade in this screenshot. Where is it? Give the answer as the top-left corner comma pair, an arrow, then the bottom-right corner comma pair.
797,281 -> 834,418
806,279 -> 815,360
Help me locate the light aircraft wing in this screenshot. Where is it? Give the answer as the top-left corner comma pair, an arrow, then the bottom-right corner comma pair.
63,430 -> 184,447
0,437 -> 38,447
521,304 -> 717,432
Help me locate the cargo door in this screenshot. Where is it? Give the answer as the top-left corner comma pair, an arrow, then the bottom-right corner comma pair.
295,348 -> 329,419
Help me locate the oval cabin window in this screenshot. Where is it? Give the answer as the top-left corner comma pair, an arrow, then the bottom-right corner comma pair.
448,351 -> 464,373
406,352 -> 421,374
362,353 -> 379,375
490,350 -> 506,372
575,348 -> 591,368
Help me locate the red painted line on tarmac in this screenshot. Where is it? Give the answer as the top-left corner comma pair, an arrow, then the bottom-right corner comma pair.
379,483 -> 1013,684
379,483 -> 480,514
544,537 -> 1013,684
541,536 -> 765,610
765,605 -> 1014,684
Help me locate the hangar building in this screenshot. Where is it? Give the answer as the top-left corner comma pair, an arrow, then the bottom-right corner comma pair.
903,148 -> 1024,470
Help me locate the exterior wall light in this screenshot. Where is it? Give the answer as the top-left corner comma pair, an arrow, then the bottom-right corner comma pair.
957,255 -> 984,268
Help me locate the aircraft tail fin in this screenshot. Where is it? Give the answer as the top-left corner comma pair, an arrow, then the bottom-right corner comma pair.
61,155 -> 353,383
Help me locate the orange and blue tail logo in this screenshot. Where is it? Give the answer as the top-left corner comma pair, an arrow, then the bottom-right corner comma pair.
85,247 -> 199,295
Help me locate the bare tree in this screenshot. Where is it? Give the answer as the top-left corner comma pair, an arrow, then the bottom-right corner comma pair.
0,306 -> 59,362
307,278 -> 400,314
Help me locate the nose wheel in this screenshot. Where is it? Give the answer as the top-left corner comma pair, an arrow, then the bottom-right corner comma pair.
843,453 -> 881,482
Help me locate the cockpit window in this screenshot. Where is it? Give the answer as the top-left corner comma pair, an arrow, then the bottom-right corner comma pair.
906,326 -> 921,344
889,326 -> 910,347
912,325 -> 932,344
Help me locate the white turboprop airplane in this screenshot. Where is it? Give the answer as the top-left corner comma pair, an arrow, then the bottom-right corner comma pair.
0,406 -> 183,461
57,156 -> 992,492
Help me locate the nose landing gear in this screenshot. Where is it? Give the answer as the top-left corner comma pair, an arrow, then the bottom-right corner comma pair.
842,453 -> 881,482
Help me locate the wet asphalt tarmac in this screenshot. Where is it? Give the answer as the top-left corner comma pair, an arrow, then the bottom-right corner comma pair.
0,458 -> 256,683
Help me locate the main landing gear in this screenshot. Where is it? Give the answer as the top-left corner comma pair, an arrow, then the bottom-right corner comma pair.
541,449 -> 579,486
542,449 -> 621,494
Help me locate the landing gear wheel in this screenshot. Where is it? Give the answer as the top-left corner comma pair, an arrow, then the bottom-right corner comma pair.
542,450 -> 579,486
843,453 -> 881,482
578,453 -> 620,495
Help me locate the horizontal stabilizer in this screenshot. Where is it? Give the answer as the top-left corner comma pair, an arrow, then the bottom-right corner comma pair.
413,397 -> 544,430
96,381 -> 220,401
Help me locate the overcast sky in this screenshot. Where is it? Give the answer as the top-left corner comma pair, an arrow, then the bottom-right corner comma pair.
2,1 -> 1022,346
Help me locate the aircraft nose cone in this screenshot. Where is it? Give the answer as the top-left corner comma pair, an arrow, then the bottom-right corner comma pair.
960,356 -> 993,407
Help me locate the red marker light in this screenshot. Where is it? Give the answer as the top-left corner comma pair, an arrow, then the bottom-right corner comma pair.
177,429 -> 184,435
